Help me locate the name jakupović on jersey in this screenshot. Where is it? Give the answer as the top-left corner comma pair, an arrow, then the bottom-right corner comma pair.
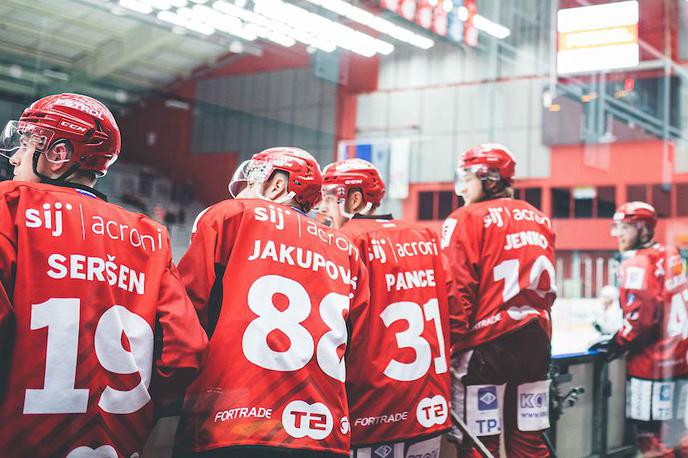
246,204 -> 359,290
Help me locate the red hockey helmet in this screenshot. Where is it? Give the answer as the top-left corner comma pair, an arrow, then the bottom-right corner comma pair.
0,93 -> 121,178
229,146 -> 323,211
459,143 -> 516,183
322,158 -> 386,214
612,201 -> 658,234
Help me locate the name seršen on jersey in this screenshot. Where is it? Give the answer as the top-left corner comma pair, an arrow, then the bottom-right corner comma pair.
24,200 -> 163,295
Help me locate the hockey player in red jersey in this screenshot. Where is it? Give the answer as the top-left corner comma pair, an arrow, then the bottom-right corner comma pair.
175,147 -> 369,457
442,144 -> 556,458
319,158 -> 456,458
0,93 -> 208,457
590,202 -> 688,457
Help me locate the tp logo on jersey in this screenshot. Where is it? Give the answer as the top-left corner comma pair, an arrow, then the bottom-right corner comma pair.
660,384 -> 673,402
282,400 -> 333,440
374,445 -> 393,458
466,384 -> 504,436
416,395 -> 448,428
478,387 -> 498,411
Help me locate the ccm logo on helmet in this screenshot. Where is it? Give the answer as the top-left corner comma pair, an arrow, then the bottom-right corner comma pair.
59,120 -> 88,134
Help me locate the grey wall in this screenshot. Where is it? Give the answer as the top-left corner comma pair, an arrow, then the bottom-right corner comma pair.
356,40 -> 550,183
191,68 -> 338,165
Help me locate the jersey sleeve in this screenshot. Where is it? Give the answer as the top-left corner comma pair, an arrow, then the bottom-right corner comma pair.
0,188 -> 18,371
440,251 -> 468,347
347,237 -> 370,343
614,259 -> 662,351
441,211 -> 481,338
177,205 -> 240,330
151,251 -> 208,410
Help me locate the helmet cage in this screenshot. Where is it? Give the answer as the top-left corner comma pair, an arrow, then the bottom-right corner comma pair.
229,158 -> 296,204
321,182 -> 373,219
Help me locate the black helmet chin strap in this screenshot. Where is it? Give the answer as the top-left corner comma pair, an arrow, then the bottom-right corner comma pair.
32,149 -> 81,184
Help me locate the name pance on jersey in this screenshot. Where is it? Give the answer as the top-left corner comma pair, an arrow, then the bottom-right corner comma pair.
214,406 -> 272,423
248,239 -> 357,289
47,253 -> 145,295
385,269 -> 436,292
354,411 -> 408,427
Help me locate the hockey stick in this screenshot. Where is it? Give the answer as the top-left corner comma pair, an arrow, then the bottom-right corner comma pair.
450,410 -> 496,458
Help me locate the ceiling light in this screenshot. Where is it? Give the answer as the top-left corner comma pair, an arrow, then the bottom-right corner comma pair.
473,14 -> 511,39
304,0 -> 433,49
141,0 -> 173,10
119,0 -> 154,14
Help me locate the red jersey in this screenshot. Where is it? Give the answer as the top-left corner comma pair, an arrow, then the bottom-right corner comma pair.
176,199 -> 369,456
340,216 -> 451,446
614,243 -> 688,379
441,198 -> 556,351
0,181 -> 207,458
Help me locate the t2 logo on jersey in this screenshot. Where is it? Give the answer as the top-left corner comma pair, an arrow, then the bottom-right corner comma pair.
25,202 -> 72,237
339,416 -> 350,434
416,395 -> 448,428
282,400 -> 333,440
66,445 -> 119,457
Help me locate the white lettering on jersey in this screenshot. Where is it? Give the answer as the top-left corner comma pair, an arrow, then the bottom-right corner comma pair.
214,406 -> 273,423
354,411 -> 409,427
511,208 -> 551,228
472,313 -> 502,331
384,269 -> 436,292
47,253 -> 145,295
369,238 -> 388,264
483,207 -> 506,228
395,240 -> 439,258
25,202 -> 72,237
252,204 -> 359,260
91,215 -> 163,253
305,220 -> 359,261
441,218 -> 457,249
247,240 -> 357,290
504,231 -> 549,251
254,205 -> 286,230
624,267 -> 646,289
667,275 -> 688,290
